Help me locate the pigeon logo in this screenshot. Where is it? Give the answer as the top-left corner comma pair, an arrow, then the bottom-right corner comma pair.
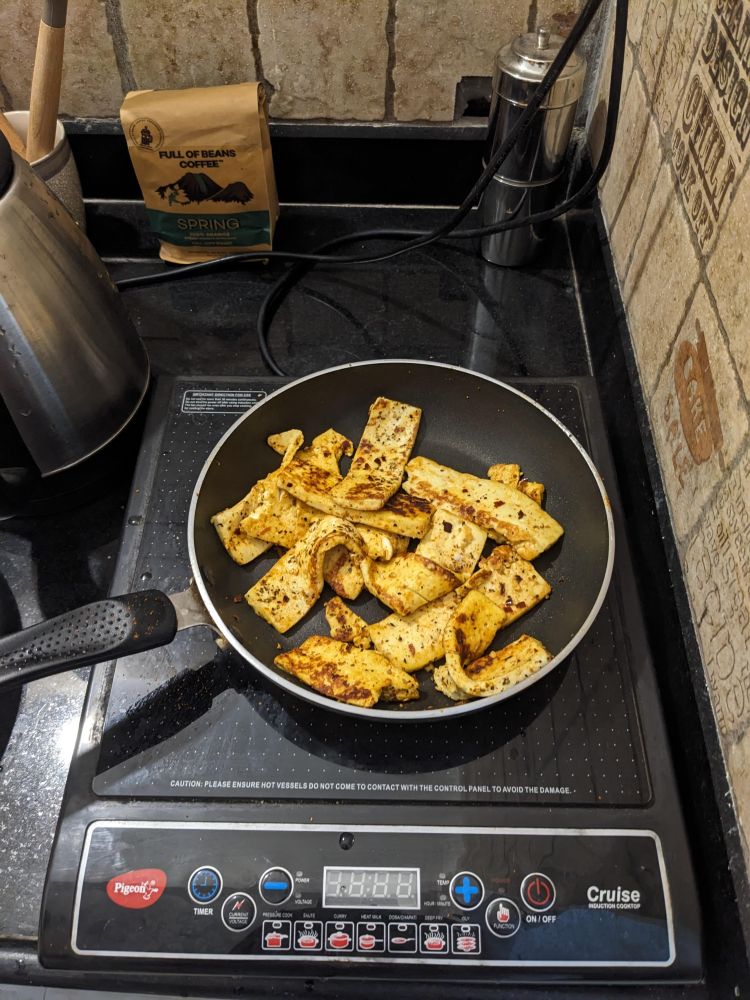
106,869 -> 167,909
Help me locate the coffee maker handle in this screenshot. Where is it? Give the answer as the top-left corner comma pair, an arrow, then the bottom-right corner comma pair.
0,591 -> 178,689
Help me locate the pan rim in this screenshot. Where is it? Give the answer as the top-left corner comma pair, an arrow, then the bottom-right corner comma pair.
187,360 -> 615,722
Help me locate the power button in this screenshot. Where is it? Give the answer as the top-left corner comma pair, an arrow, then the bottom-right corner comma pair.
520,872 -> 555,912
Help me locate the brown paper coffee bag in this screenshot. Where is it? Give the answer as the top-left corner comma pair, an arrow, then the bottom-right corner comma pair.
121,82 -> 278,264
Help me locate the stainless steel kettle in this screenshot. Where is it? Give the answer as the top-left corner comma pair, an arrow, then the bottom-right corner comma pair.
0,132 -> 149,513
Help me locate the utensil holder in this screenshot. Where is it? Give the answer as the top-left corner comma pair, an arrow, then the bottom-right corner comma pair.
4,109 -> 84,229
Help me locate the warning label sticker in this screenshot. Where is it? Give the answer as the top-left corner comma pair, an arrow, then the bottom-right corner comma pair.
181,389 -> 267,414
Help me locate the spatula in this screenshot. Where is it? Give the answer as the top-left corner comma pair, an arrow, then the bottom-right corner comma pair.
27,0 -> 68,162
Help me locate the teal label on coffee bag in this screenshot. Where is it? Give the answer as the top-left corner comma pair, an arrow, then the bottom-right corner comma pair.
147,209 -> 271,248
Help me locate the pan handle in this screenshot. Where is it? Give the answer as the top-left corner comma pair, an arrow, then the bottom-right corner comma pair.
0,590 -> 177,690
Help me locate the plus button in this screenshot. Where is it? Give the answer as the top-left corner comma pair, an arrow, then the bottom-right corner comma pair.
456,878 -> 479,904
449,872 -> 485,911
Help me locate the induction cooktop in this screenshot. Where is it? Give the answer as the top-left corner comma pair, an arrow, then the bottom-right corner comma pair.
39,375 -> 701,988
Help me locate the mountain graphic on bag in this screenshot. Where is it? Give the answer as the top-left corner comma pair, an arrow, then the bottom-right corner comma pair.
121,82 -> 278,264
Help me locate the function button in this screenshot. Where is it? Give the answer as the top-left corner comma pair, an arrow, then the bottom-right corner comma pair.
388,922 -> 417,954
485,897 -> 522,939
259,867 -> 294,905
325,921 -> 354,952
262,919 -> 291,951
294,920 -> 323,952
188,866 -> 223,904
449,871 -> 485,911
451,923 -> 481,955
356,921 -> 386,953
221,892 -> 256,932
419,923 -> 448,955
520,872 -> 556,912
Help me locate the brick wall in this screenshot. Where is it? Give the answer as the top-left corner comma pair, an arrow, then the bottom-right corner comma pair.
0,0 -> 583,122
596,0 -> 750,854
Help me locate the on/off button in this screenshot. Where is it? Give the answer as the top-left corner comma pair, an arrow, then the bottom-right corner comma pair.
520,872 -> 556,912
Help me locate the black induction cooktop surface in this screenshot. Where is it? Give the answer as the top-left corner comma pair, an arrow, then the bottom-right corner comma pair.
39,373 -> 701,985
93,376 -> 648,808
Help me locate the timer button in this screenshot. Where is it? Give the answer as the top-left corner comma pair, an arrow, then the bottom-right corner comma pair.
449,871 -> 484,911
188,866 -> 223,904
485,897 -> 522,938
259,867 -> 294,905
520,872 -> 556,912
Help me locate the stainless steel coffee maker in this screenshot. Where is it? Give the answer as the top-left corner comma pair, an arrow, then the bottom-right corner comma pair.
480,26 -> 586,266
0,132 -> 149,515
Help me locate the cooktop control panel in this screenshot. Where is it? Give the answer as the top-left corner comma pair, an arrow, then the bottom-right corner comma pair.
72,822 -> 674,966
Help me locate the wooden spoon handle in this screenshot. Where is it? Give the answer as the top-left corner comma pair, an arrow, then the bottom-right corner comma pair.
26,20 -> 66,162
0,111 -> 27,159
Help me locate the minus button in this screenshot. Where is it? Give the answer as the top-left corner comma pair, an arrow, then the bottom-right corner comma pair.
259,867 -> 295,905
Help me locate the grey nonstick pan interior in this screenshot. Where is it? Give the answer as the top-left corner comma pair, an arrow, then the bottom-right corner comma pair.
0,361 -> 614,721
190,361 -> 614,719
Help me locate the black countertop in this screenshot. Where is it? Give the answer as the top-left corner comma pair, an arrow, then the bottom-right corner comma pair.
92,202 -> 589,380
0,191 -> 747,996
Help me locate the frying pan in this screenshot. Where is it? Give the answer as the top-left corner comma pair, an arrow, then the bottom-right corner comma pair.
0,361 -> 614,720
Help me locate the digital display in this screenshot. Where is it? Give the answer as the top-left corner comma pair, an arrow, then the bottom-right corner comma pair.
323,867 -> 420,909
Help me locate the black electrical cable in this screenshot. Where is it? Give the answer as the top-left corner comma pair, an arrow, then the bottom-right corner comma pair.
116,0 -> 627,377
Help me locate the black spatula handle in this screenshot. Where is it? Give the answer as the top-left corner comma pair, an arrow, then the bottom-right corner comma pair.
0,591 -> 177,690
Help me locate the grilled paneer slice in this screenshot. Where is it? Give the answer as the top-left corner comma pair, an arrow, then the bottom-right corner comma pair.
323,546 -> 365,600
403,457 -> 563,560
275,636 -> 419,707
518,480 -> 545,505
267,428 -> 306,457
433,591 -> 506,699
368,587 -> 467,672
361,553 -> 459,616
330,397 -> 422,511
416,508 -> 487,581
281,450 -> 432,539
302,428 -> 354,470
466,544 -> 551,624
211,428 -> 304,564
356,524 -> 410,561
325,597 -> 372,648
245,516 -> 364,632
240,486 -> 320,548
242,497 -> 408,564
278,429 -> 354,510
348,492 -> 432,537
272,426 -> 354,508
212,500 -> 271,565
238,429 -> 353,549
488,464 -> 545,506
462,636 -> 552,693
487,463 -> 521,488
436,632 -> 552,700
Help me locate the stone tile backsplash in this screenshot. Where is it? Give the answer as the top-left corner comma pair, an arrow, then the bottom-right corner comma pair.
258,0 -> 390,120
391,0 -> 530,121
0,0 -> 581,121
0,0 -> 121,117
120,0 -> 256,93
598,0 -> 750,860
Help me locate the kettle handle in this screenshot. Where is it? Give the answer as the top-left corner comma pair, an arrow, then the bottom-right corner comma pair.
0,590 -> 177,689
